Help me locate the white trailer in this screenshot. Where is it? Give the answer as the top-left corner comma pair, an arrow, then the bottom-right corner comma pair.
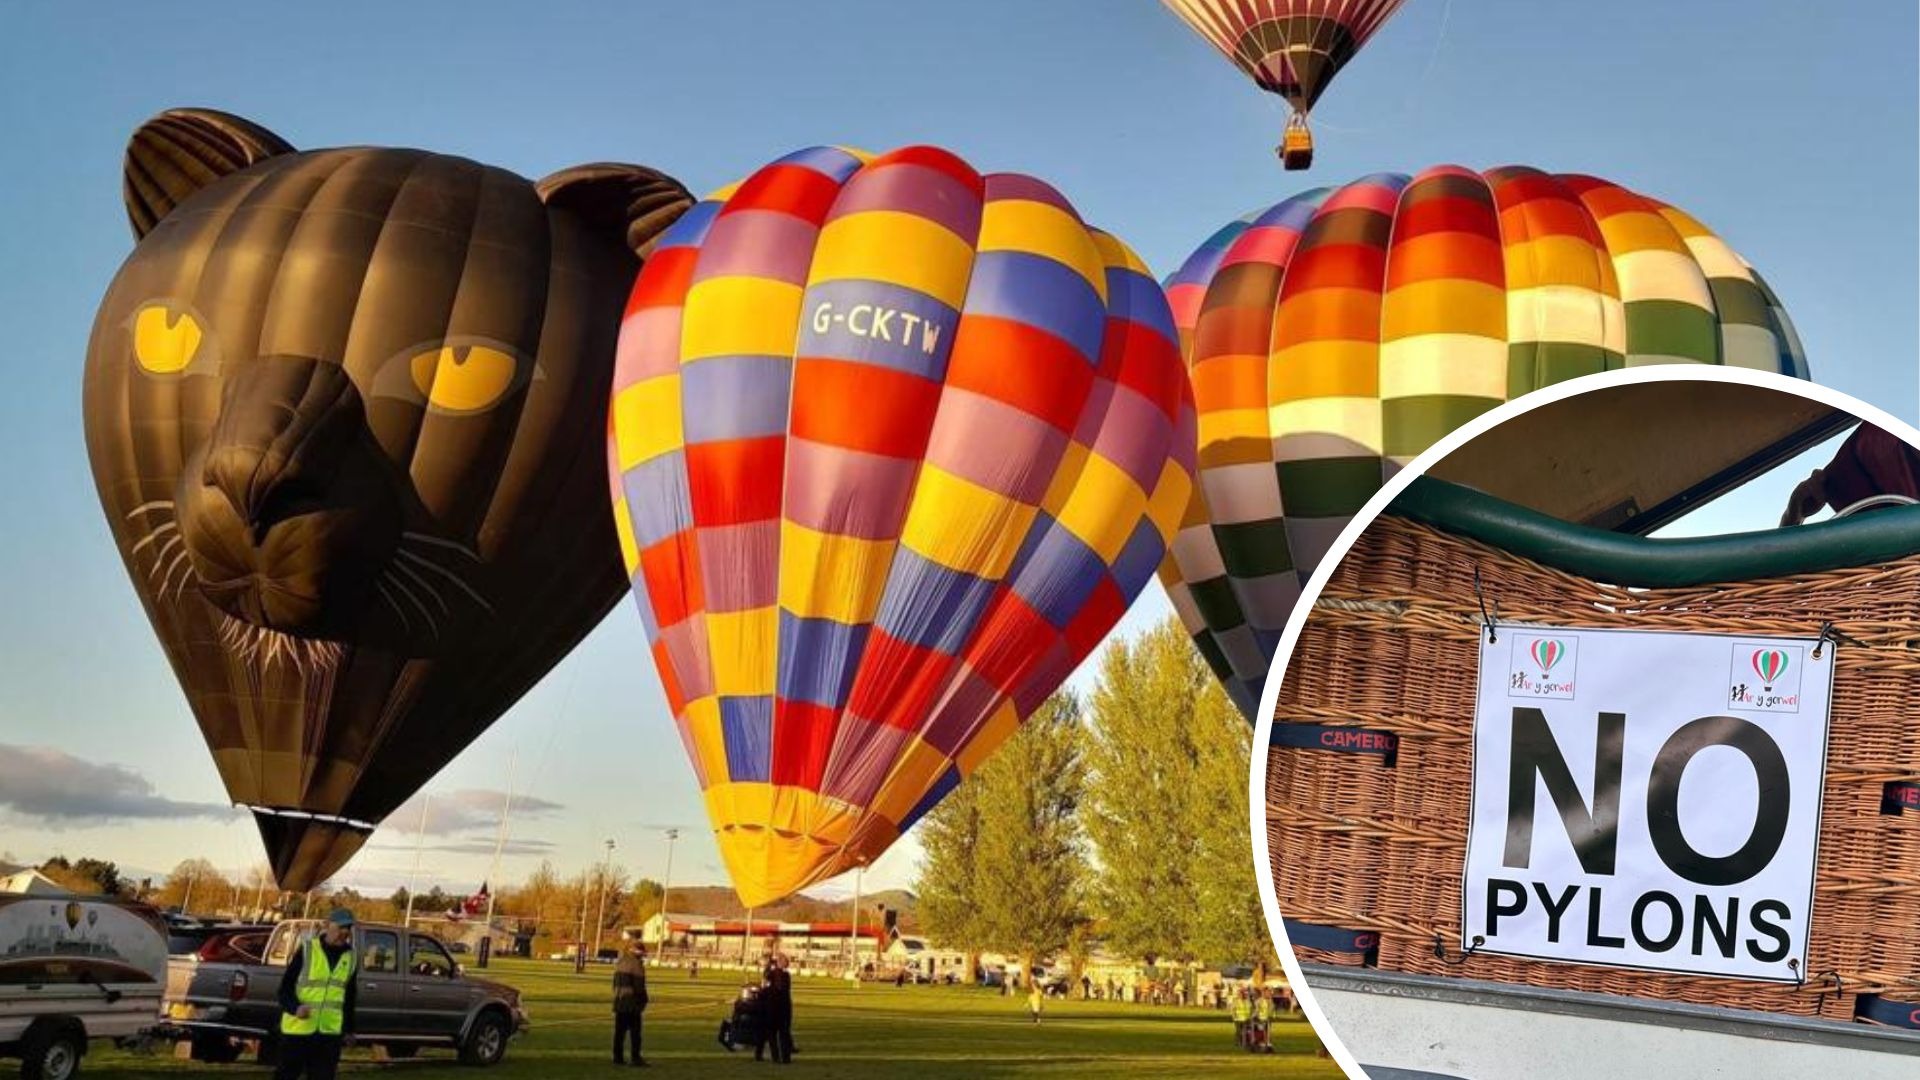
0,895 -> 167,1080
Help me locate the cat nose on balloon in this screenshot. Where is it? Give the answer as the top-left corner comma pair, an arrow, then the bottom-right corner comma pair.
202,355 -> 363,537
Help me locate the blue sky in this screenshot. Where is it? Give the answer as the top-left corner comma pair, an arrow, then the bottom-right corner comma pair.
0,2 -> 1913,901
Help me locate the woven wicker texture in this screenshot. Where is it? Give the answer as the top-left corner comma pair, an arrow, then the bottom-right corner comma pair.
1268,514 -> 1920,1018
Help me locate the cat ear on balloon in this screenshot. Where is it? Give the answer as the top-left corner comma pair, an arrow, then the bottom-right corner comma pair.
123,107 -> 694,258
536,162 -> 693,260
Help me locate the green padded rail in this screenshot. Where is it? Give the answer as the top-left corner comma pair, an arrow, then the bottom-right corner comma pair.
1389,476 -> 1920,589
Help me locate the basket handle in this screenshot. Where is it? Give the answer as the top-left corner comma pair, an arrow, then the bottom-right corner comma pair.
1391,477 -> 1920,589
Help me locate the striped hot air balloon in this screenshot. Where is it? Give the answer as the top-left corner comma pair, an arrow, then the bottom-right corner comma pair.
1162,0 -> 1408,168
1160,166 -> 1810,719
609,146 -> 1196,906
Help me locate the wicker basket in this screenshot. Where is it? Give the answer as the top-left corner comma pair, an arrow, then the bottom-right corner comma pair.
1268,478 -> 1920,1024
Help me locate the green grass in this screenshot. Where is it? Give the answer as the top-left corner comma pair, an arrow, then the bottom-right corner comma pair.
82,959 -> 1340,1077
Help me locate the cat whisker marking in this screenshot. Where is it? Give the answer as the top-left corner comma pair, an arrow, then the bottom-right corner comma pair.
394,548 -> 492,613
401,532 -> 482,562
125,501 -> 176,520
373,578 -> 413,635
131,520 -> 179,559
390,559 -> 451,616
160,549 -> 195,600
383,570 -> 439,638
144,534 -> 184,579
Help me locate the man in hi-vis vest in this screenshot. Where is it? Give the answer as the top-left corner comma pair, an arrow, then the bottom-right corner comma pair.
274,908 -> 359,1080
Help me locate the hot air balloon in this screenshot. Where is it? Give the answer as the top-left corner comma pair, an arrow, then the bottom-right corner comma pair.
65,901 -> 82,933
1162,0 -> 1407,169
85,109 -> 691,890
1159,166 -> 1810,719
610,146 -> 1196,906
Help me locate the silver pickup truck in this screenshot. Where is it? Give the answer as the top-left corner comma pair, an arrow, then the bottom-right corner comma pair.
162,919 -> 527,1066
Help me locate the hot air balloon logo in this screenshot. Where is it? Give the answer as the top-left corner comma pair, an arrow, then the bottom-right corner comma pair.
64,902 -> 81,933
1531,639 -> 1564,675
1752,649 -> 1788,689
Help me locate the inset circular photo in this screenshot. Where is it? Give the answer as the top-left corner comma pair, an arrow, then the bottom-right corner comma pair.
1252,369 -> 1920,1080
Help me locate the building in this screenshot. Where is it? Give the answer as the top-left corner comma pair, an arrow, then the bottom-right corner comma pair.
0,862 -> 65,896
883,936 -> 968,982
634,912 -> 888,964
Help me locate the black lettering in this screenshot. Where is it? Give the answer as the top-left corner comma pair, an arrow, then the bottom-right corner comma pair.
1585,886 -> 1625,948
1746,899 -> 1792,962
1532,882 -> 1580,944
1647,716 -> 1790,886
1486,878 -> 1527,937
1690,895 -> 1739,959
1505,708 -> 1624,874
1630,890 -> 1684,953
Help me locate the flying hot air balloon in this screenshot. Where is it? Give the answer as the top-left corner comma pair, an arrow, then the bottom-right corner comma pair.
610,146 -> 1196,906
85,110 -> 691,890
1162,0 -> 1407,169
1159,166 -> 1810,720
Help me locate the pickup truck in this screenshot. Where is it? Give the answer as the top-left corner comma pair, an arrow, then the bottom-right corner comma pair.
161,919 -> 526,1066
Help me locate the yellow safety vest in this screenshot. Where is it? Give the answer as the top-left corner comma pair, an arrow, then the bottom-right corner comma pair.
282,938 -> 355,1037
1255,997 -> 1273,1021
1231,997 -> 1251,1022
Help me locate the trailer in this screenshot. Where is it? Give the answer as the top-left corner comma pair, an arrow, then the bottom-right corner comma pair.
0,894 -> 168,1080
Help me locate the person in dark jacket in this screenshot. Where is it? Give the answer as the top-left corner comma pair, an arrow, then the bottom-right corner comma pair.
273,909 -> 358,1080
612,937 -> 650,1066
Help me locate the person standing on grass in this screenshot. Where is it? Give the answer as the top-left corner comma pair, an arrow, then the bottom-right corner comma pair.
769,955 -> 796,1064
1027,978 -> 1043,1024
274,909 -> 357,1080
612,936 -> 650,1067
1230,988 -> 1252,1048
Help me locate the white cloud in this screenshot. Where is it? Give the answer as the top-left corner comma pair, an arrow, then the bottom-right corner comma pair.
0,744 -> 232,825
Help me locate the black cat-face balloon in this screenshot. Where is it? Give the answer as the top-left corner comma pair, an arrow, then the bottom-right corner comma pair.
84,110 -> 690,889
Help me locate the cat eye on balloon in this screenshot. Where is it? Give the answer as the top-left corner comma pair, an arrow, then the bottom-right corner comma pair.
369,336 -> 542,416
129,301 -> 218,377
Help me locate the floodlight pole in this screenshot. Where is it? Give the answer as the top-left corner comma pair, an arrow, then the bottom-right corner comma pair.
591,839 -> 615,960
481,752 -> 516,953
848,867 -> 863,973
403,794 -> 431,930
659,828 -> 679,956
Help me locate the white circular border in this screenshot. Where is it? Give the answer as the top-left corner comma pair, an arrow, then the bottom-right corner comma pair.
1246,365 -> 1920,1079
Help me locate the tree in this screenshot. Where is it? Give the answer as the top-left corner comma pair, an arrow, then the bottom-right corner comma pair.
1082,616 -> 1278,968
1083,617 -> 1208,963
1187,675 -> 1276,968
971,692 -> 1092,988
35,857 -> 127,898
155,858 -> 231,912
916,744 -> 990,981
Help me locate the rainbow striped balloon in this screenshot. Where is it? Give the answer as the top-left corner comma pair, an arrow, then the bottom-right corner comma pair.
610,146 -> 1196,905
1160,166 -> 1809,719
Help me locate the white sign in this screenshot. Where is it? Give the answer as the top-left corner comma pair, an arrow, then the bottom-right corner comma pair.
1462,624 -> 1833,982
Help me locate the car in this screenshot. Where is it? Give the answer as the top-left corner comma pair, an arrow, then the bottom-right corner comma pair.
445,941 -> 470,955
162,919 -> 527,1066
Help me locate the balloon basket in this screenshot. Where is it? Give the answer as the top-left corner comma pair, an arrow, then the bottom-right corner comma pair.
1267,485 -> 1920,1027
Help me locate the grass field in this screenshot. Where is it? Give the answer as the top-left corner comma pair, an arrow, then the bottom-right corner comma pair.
79,959 -> 1340,1078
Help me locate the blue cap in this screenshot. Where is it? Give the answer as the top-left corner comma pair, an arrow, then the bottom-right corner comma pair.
327,908 -> 355,927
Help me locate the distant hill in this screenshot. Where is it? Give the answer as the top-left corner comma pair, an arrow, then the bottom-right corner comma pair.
662,885 -> 919,933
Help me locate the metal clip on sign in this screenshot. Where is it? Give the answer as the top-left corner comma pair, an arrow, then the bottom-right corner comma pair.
1473,565 -> 1497,644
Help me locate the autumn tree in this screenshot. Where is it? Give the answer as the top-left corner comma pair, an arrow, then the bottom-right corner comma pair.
154,858 -> 230,912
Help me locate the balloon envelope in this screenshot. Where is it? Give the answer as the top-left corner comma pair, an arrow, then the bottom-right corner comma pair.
1159,166 -> 1810,720
85,110 -> 689,889
1162,0 -> 1406,114
611,146 -> 1196,906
